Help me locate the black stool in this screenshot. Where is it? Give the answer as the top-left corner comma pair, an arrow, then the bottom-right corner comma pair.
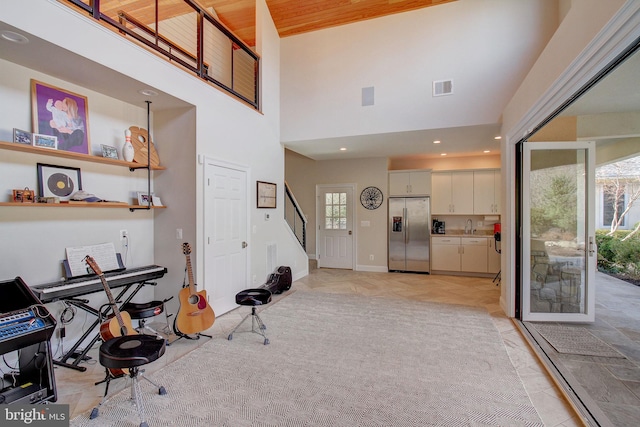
227,289 -> 272,345
121,297 -> 173,341
91,335 -> 167,427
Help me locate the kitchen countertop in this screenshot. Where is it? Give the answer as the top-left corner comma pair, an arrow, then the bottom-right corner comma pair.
431,231 -> 494,237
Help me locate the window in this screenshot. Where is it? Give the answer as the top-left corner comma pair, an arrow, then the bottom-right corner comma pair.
602,189 -> 626,228
325,192 -> 347,229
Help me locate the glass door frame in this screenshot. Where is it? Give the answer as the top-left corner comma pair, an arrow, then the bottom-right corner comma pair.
521,140 -> 596,322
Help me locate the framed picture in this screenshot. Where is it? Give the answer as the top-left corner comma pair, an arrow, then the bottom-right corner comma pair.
101,144 -> 119,159
31,79 -> 90,155
257,181 -> 276,208
13,128 -> 32,145
37,163 -> 82,200
33,133 -> 58,150
137,191 -> 153,206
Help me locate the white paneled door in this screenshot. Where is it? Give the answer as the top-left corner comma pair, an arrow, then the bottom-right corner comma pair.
204,159 -> 249,316
317,185 -> 354,269
522,141 -> 596,322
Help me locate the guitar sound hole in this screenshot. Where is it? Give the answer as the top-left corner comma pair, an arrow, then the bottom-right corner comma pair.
188,295 -> 200,305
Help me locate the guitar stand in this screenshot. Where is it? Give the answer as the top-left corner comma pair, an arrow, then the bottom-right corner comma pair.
52,283 -> 145,371
170,264 -> 213,342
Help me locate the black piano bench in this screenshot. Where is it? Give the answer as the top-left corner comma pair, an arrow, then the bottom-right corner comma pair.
91,334 -> 166,427
227,288 -> 272,345
121,296 -> 174,342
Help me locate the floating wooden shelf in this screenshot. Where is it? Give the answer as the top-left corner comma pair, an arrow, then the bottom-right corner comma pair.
0,202 -> 165,209
0,140 -> 165,170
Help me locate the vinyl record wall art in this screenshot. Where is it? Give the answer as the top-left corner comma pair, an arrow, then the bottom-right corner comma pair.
37,163 -> 82,201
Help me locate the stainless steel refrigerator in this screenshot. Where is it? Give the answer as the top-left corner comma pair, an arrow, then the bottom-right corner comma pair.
388,197 -> 431,272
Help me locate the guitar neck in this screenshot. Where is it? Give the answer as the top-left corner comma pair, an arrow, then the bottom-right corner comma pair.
98,273 -> 126,329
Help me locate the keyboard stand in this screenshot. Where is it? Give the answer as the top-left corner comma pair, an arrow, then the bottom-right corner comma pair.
53,282 -> 147,372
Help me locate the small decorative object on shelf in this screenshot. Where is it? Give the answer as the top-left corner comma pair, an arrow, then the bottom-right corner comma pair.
128,126 -> 160,166
101,144 -> 119,160
13,128 -> 32,145
12,187 -> 36,203
123,129 -> 135,162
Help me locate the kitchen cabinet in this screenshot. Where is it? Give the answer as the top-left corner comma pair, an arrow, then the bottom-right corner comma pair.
431,237 -> 461,271
389,170 -> 431,196
461,237 -> 488,273
473,169 -> 501,214
431,236 -> 489,274
431,171 -> 473,214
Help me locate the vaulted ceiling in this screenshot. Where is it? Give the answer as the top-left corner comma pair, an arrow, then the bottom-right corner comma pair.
99,0 -> 457,47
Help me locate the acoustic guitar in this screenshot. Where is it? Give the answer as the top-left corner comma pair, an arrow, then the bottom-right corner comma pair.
84,255 -> 135,376
175,243 -> 215,335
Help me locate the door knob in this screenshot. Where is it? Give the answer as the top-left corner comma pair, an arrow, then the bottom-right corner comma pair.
242,241 -> 248,248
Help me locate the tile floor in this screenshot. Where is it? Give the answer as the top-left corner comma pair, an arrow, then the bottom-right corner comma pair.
55,266 -> 581,426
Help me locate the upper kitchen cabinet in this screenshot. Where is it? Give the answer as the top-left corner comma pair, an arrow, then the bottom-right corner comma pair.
388,170 -> 431,196
473,169 -> 501,214
431,171 -> 473,215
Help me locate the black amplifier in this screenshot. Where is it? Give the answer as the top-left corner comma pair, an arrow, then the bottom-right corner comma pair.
0,383 -> 48,404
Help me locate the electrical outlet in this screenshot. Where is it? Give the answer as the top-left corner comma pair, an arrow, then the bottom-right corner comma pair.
176,228 -> 183,240
120,229 -> 128,241
369,254 -> 374,261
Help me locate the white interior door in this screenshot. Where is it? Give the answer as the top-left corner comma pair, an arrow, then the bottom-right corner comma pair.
522,141 -> 596,322
317,185 -> 354,269
204,159 -> 249,316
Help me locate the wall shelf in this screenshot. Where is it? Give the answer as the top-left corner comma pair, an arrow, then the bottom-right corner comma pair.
0,202 -> 165,209
0,140 -> 165,170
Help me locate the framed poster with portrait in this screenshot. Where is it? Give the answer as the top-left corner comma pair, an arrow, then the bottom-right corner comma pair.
257,181 -> 276,208
31,79 -> 90,155
37,163 -> 82,201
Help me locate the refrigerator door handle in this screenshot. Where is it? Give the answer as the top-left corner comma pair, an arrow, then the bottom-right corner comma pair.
404,208 -> 409,244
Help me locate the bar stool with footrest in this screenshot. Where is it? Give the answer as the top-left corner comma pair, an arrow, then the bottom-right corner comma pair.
121,296 -> 174,342
90,334 -> 167,427
227,288 -> 272,345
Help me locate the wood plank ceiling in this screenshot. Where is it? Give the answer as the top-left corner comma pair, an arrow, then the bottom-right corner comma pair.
98,0 -> 456,47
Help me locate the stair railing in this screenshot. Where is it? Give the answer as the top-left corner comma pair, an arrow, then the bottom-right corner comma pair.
284,181 -> 307,250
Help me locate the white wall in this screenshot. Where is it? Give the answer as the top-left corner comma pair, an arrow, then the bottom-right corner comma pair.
280,0 -> 558,144
0,0 -> 306,350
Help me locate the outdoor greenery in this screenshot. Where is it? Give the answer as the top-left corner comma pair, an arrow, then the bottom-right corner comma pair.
596,229 -> 640,284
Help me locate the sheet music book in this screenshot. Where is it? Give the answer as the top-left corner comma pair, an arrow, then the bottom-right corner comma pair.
65,243 -> 123,278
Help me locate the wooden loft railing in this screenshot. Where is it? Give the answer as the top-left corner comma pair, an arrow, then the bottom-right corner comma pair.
63,0 -> 260,110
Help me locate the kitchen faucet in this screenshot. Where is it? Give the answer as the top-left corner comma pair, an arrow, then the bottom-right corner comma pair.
465,219 -> 473,234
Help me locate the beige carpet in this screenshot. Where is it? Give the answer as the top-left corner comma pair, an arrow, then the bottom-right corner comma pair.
71,291 -> 542,426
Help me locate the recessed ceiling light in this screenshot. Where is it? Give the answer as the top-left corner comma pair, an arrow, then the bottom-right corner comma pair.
440,153 -> 447,156
433,140 -> 441,144
138,89 -> 159,96
494,136 -> 502,140
340,147 -> 347,151
484,150 -> 491,153
1,31 -> 29,44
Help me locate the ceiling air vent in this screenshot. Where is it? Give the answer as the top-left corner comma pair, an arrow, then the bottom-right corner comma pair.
433,79 -> 453,97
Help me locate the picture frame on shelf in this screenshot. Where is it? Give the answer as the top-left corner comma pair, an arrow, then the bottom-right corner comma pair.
101,144 -> 119,160
137,191 -> 154,206
13,128 -> 32,145
257,181 -> 276,208
31,79 -> 91,155
37,163 -> 82,201
33,133 -> 58,150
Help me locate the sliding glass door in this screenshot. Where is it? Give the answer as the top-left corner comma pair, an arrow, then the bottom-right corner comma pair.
522,141 -> 596,322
